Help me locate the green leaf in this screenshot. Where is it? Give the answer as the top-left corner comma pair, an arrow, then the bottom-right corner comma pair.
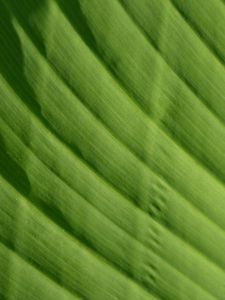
1,0 -> 225,299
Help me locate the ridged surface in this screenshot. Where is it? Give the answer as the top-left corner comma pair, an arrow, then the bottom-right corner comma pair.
1,0 -> 225,299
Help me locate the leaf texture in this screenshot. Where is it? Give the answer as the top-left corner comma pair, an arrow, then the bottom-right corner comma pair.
1,0 -> 225,299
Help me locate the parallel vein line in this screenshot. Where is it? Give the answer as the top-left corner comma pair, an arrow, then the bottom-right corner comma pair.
0,176 -> 159,300
4,14 -> 225,274
170,0 -> 225,67
0,80 -> 223,299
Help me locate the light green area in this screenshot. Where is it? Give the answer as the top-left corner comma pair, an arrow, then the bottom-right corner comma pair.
1,0 -> 225,299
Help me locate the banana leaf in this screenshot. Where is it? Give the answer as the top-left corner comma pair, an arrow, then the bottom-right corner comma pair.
1,1 -> 225,299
